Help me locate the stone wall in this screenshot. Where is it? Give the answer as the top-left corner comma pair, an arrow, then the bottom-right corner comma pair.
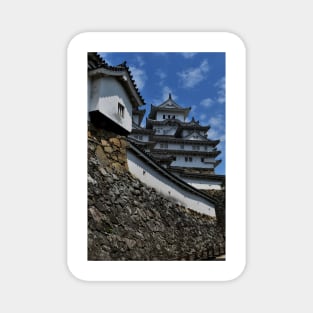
88,125 -> 225,260
201,189 -> 225,231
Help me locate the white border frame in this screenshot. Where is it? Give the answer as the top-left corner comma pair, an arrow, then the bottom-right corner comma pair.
67,32 -> 246,281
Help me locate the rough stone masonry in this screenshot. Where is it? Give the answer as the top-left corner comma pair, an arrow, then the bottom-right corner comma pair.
88,125 -> 225,260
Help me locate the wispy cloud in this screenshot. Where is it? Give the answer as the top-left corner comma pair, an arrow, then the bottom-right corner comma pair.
152,86 -> 177,104
209,115 -> 225,129
155,69 -> 167,80
177,59 -> 210,88
199,113 -> 207,120
135,55 -> 145,67
155,69 -> 167,86
129,66 -> 147,90
207,114 -> 225,140
181,53 -> 197,59
214,76 -> 225,104
200,98 -> 214,108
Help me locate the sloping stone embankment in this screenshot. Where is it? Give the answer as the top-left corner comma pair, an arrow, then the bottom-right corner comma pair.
88,126 -> 225,260
201,189 -> 225,231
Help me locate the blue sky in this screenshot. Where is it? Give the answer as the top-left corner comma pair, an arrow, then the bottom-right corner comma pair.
99,52 -> 225,175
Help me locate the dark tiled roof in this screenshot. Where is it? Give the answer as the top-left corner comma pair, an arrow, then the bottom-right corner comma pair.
88,52 -> 145,106
174,124 -> 210,137
127,137 -> 155,147
132,108 -> 146,126
151,135 -> 219,146
169,164 -> 224,176
131,127 -> 154,134
151,149 -> 221,157
145,118 -> 210,133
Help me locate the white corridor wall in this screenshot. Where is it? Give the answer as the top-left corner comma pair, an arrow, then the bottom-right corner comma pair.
127,149 -> 216,217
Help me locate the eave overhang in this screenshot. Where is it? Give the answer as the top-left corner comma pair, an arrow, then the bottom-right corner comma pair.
151,149 -> 221,157
88,53 -> 145,108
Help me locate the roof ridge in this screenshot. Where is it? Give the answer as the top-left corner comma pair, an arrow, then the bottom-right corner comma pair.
88,53 -> 146,105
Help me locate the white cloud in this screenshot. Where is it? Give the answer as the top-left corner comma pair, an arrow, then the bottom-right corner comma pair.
219,134 -> 225,142
181,53 -> 197,59
209,116 -> 223,128
214,76 -> 225,104
199,113 -> 207,120
200,98 -> 214,108
207,114 -> 225,141
135,55 -> 145,67
129,66 -> 147,90
207,128 -> 219,140
155,69 -> 167,86
208,128 -> 225,141
156,69 -> 167,80
177,59 -> 210,88
215,76 -> 225,89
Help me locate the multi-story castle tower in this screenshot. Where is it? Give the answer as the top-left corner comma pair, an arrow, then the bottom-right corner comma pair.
129,94 -> 225,190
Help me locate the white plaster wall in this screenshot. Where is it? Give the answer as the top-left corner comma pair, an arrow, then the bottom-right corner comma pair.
171,156 -> 215,169
181,177 -> 223,190
88,76 -> 133,132
156,112 -> 184,121
163,143 -> 213,152
127,150 -> 216,217
154,142 -> 213,153
153,125 -> 177,135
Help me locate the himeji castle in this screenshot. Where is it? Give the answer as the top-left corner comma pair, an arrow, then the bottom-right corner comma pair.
129,94 -> 225,190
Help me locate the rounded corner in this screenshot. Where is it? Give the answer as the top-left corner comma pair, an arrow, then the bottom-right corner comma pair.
226,259 -> 247,282
66,260 -> 90,282
223,31 -> 246,51
67,32 -> 90,52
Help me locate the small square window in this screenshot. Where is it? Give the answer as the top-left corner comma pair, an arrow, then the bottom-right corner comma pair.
163,115 -> 165,119
189,157 -> 192,162
185,157 -> 188,162
118,103 -> 125,118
